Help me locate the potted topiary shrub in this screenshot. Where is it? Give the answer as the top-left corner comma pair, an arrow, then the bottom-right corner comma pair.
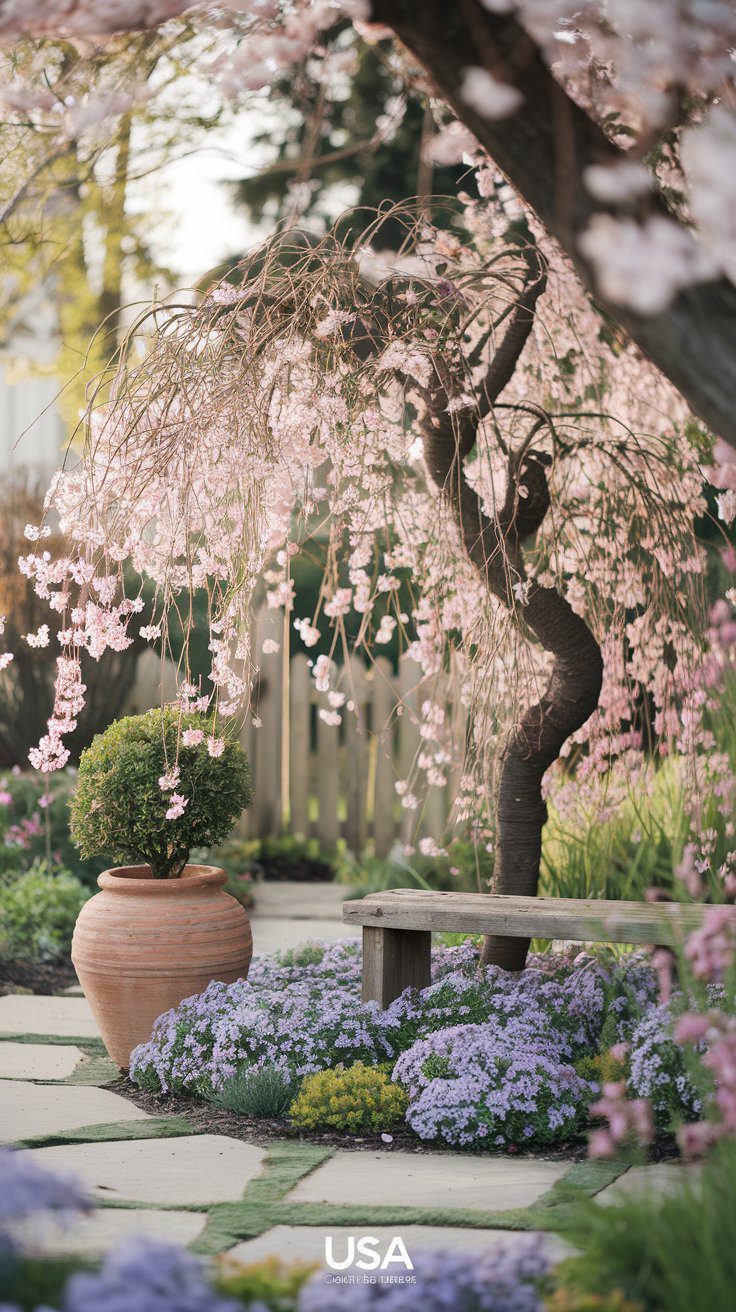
69,707 -> 254,1068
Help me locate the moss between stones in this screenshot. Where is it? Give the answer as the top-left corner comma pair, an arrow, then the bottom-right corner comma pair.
191,1146 -> 628,1255
0,1033 -> 107,1051
12,1115 -> 196,1150
62,1054 -> 121,1086
3,1028 -> 629,1255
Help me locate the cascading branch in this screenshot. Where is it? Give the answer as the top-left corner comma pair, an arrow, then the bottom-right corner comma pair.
18,205 -> 711,965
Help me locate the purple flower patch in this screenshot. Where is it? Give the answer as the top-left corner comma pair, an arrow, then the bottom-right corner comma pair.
393,1023 -> 594,1149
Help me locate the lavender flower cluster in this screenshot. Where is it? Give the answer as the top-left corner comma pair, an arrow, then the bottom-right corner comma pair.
130,939 -> 659,1148
57,1238 -> 245,1312
393,1022 -> 594,1148
299,1239 -> 550,1311
130,942 -> 395,1093
627,1000 -> 703,1124
0,1147 -> 90,1257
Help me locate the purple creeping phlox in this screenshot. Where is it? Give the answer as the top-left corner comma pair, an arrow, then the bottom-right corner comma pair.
393,1022 -> 594,1148
299,1239 -> 550,1311
0,1147 -> 90,1252
131,939 -> 659,1149
58,1238 -> 245,1312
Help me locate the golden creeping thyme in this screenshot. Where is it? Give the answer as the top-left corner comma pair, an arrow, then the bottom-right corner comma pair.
288,1062 -> 409,1132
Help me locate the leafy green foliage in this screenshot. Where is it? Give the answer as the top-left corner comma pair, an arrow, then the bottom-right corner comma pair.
69,709 -> 252,879
231,38 -> 475,244
558,1142 -> 736,1312
215,1256 -> 317,1310
289,1061 -> 408,1132
0,862 -> 90,961
213,834 -> 336,883
337,838 -> 493,896
208,1066 -> 298,1118
0,1253 -> 90,1312
0,769 -> 108,886
547,1291 -> 643,1312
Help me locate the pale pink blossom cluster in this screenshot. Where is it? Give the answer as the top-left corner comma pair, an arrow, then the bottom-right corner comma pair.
165,792 -> 188,819
686,905 -> 736,982
2,182 -> 714,855
589,1077 -> 654,1160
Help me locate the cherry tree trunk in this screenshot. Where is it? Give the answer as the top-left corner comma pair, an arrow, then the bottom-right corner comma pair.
486,587 -> 603,970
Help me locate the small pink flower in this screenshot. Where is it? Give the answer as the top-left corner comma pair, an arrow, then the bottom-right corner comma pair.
678,1120 -> 715,1159
165,793 -> 188,820
674,1013 -> 713,1044
158,767 -> 180,792
207,736 -> 225,758
182,729 -> 204,747
588,1129 -> 615,1159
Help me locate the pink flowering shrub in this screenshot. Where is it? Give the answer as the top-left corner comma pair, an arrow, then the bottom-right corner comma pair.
69,708 -> 251,879
590,904 -> 736,1160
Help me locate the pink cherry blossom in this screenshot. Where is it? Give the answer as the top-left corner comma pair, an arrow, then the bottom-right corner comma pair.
165,792 -> 188,820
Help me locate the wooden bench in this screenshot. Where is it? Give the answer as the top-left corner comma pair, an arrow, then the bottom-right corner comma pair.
341,888 -> 716,1006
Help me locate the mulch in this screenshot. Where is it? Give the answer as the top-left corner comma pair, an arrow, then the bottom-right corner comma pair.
107,1074 -> 592,1159
0,958 -> 78,996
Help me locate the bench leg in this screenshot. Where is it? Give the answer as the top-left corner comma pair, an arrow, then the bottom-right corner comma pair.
362,925 -> 432,1007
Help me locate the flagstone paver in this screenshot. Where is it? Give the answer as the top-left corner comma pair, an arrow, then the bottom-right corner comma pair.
250,881 -> 348,919
30,1134 -> 267,1205
286,1150 -> 567,1211
10,1207 -> 207,1256
0,1041 -> 84,1080
251,917 -> 359,958
1,961 -> 587,1267
0,994 -> 99,1039
225,1223 -> 573,1267
2,1081 -> 150,1142
595,1162 -> 700,1206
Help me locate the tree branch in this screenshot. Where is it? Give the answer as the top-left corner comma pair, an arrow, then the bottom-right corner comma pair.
373,0 -> 736,444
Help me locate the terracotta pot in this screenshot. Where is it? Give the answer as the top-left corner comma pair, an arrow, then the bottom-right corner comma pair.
71,864 -> 252,1069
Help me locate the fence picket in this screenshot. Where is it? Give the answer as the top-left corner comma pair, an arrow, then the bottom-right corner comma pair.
289,654 -> 311,838
344,656 -> 368,855
371,657 -> 396,857
127,621 -> 463,855
315,659 -> 340,853
250,607 -> 283,837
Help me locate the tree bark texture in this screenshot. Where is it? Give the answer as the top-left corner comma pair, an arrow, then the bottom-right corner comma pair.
420,263 -> 603,970
373,0 -> 736,446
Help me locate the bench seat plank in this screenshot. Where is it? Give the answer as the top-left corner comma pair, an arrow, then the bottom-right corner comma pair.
342,889 -> 714,948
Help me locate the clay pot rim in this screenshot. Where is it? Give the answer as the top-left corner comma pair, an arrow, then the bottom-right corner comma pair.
98,864 -> 227,894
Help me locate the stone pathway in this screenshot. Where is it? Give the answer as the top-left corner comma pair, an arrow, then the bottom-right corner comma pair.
249,879 -> 359,956
0,888 -> 696,1273
0,998 -> 616,1271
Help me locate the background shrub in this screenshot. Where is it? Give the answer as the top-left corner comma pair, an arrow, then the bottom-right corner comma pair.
289,1062 -> 408,1132
0,862 -> 90,961
70,708 -> 252,878
0,769 -> 108,886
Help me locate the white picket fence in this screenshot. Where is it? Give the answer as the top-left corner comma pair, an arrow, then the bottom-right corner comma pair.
239,607 -> 467,854
127,607 -> 467,855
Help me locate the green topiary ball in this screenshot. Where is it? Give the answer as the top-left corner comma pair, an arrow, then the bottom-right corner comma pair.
69,708 -> 252,879
288,1062 -> 409,1133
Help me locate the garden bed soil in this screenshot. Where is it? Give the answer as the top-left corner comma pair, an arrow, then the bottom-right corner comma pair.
0,957 -> 78,996
108,1074 -> 591,1159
